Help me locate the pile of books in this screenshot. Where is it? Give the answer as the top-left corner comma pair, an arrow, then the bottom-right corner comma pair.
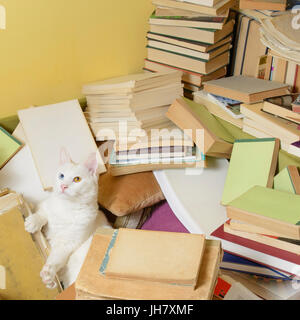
83,71 -> 183,142
193,75 -> 300,158
211,137 -> 300,279
83,71 -> 208,176
144,0 -> 237,99
75,228 -> 223,300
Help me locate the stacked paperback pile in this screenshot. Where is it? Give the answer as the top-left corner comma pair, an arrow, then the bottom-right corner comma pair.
75,228 -> 223,300
144,0 -> 237,98
83,71 -> 206,176
83,71 -> 183,141
211,137 -> 300,278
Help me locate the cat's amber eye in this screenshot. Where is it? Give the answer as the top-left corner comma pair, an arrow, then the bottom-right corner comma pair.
73,176 -> 82,183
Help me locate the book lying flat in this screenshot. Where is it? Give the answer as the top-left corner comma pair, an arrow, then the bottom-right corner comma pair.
149,19 -> 235,45
0,127 -> 23,170
203,76 -> 290,104
226,186 -> 300,240
239,0 -> 287,11
147,47 -> 230,75
221,252 -> 290,280
144,59 -> 227,87
99,228 -> 206,288
155,6 -> 229,18
274,166 -> 300,195
147,32 -> 232,53
240,103 -> 300,144
147,39 -> 231,61
76,230 -> 223,300
82,71 -> 182,95
224,222 -> 300,255
152,0 -> 236,16
166,98 -> 234,157
211,222 -> 300,274
149,11 -> 226,29
228,219 -> 299,240
221,138 -> 279,205
262,101 -> 300,125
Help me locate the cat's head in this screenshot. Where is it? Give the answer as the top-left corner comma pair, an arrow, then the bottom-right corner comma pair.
54,148 -> 99,199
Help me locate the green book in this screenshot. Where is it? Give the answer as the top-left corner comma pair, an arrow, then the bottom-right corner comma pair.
227,186 -> 300,233
274,167 -> 296,194
0,127 -> 23,169
183,98 -> 235,144
221,138 -> 279,205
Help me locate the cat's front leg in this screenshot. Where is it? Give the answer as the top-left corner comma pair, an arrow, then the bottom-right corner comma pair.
40,242 -> 75,289
25,209 -> 48,234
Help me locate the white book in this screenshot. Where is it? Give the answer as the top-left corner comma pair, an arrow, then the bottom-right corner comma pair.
18,100 -> 106,191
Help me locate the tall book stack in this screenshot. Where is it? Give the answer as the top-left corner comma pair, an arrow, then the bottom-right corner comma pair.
144,0 -> 237,99
83,71 -> 201,176
83,70 -> 183,142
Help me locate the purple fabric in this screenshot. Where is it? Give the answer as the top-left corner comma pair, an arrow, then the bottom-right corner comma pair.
141,201 -> 189,233
292,141 -> 300,148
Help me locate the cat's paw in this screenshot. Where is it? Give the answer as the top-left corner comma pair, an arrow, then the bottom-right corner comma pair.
25,215 -> 43,234
40,265 -> 57,289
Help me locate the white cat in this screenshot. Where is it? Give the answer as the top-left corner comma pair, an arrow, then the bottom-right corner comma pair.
25,149 -> 111,289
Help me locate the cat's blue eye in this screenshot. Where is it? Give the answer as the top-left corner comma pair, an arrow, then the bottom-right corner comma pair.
59,173 -> 64,180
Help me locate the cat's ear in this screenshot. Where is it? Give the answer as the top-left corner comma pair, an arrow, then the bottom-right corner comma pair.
60,147 -> 72,165
85,152 -> 98,176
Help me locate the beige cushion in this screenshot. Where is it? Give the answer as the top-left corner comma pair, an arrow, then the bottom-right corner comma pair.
98,169 -> 165,217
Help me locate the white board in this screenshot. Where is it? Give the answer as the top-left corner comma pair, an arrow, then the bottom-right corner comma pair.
154,157 -> 229,237
18,100 -> 106,190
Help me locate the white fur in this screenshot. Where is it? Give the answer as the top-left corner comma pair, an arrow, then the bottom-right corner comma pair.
25,149 -> 111,289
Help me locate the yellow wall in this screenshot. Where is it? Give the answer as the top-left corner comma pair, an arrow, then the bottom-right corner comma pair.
0,0 -> 154,118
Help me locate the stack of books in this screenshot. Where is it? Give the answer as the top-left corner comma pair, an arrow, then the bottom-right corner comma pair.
144,0 -> 237,98
83,71 -> 183,142
83,71 -> 207,176
75,228 -> 223,300
199,75 -> 300,155
211,137 -> 300,277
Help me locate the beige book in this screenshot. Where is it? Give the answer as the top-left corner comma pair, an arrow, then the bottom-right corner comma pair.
152,0 -> 235,16
239,0 -> 287,11
262,101 -> 300,125
229,219 -> 300,240
75,231 -> 223,300
147,48 -> 230,75
240,103 -> 300,144
224,222 -> 300,255
100,229 -> 206,287
155,6 -> 230,18
82,71 -> 182,95
149,19 -> 234,45
204,76 -> 290,104
147,32 -> 232,53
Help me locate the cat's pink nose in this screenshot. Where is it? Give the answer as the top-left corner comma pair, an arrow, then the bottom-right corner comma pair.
60,184 -> 68,193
